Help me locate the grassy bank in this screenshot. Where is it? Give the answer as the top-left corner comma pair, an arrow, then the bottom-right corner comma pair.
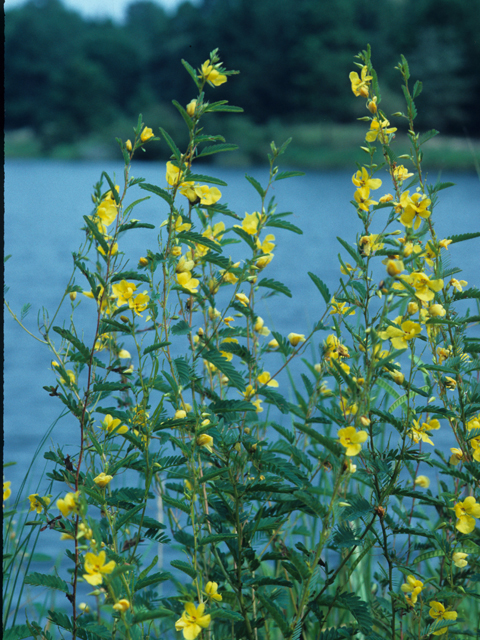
5,120 -> 480,172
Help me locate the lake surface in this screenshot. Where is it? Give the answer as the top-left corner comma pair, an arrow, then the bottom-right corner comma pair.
4,159 -> 480,562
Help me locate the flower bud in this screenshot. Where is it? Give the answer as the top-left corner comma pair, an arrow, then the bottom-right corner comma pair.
171,246 -> 182,257
360,416 -> 371,426
186,99 -> 197,117
407,302 -> 419,314
138,257 -> 148,267
386,259 -> 404,276
69,291 -> 77,301
120,315 -> 129,323
367,98 -> 377,114
126,139 -> 132,152
288,333 -> 306,347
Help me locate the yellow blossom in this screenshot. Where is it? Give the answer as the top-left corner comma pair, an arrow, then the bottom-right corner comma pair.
100,414 -> 128,436
401,575 -> 423,606
386,259 -> 404,277
200,60 -> 227,86
359,233 -> 384,256
288,333 -> 306,347
449,278 -> 468,292
454,496 -> 480,534
429,303 -> 446,317
186,99 -> 197,117
254,316 -> 270,336
175,602 -> 211,640
177,272 -> 200,293
112,280 -> 137,307
338,427 -> 368,456
389,369 -> 405,385
408,418 -> 440,446
96,199 -> 118,227
125,139 -> 132,152
205,581 -> 222,601
379,193 -> 394,203
180,183 -> 222,205
444,376 -> 457,390
366,118 -> 397,142
93,472 -> 113,488
399,192 -> 431,230
118,349 -> 131,359
257,371 -> 279,388
28,494 -> 51,513
268,338 -> 279,349
83,550 -> 116,586
429,601 -> 458,635
414,475 -> 430,488
57,492 -> 79,518
330,297 -> 355,316
235,212 -> 260,235
471,438 -> 480,462
394,271 -> 443,303
197,434 -> 214,453
407,301 -> 419,315
352,167 -> 382,191
128,292 -> 149,316
113,599 -> 130,612
349,66 -> 372,97
437,346 -> 452,364
166,161 -> 184,186
235,293 -> 249,306
452,552 -> 468,568
449,447 -> 464,465
354,187 -> 378,211
4,481 -> 12,503
175,410 -> 187,419
140,126 -> 154,142
380,317 -> 421,350
367,97 -> 377,113
439,238 -> 452,250
393,165 -> 414,183
340,262 -> 356,275
220,337 -> 238,361
324,334 -> 349,360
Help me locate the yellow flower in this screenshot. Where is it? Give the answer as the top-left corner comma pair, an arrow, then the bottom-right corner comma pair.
449,278 -> 468,292
128,292 -> 150,317
268,338 -> 279,349
367,96 -> 377,113
349,65 -> 372,97
338,427 -> 368,456
125,139 -> 132,152
466,415 -> 480,432
57,492 -> 79,518
449,447 -> 464,465
93,472 -> 113,488
444,376 -> 457,390
414,475 -> 430,489
365,118 -> 397,143
220,337 -> 239,361
324,334 -> 349,360
454,496 -> 480,534
429,303 -> 446,317
380,317 -> 422,350
113,599 -> 130,612
186,100 -> 197,117
340,262 -> 356,276
394,271 -> 443,303
452,552 -> 468,568
389,369 -> 405,385
166,161 -> 183,187
393,165 -> 414,183
175,602 -> 211,640
205,581 -> 222,601
235,293 -> 250,306
288,333 -> 306,347
118,349 -> 131,359
177,272 -> 200,293
254,316 -> 270,336
399,192 -> 431,230
429,601 -> 457,636
140,126 -> 154,142
379,193 -> 394,203
100,414 -> 128,435
200,61 -> 227,86
408,418 -> 440,446
83,550 -> 116,586
329,297 -> 355,316
197,434 -> 214,453
96,199 -> 118,227
354,187 -> 378,211
358,233 -> 383,256
401,575 -> 423,606
386,259 -> 404,277
257,371 -> 279,388
112,280 -> 137,307
179,183 -> 222,205
352,167 -> 382,191
28,494 -> 51,513
471,438 -> 480,462
235,212 -> 260,235
4,481 -> 12,503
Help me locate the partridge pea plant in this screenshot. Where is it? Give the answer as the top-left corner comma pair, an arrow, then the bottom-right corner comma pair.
4,46 -> 480,640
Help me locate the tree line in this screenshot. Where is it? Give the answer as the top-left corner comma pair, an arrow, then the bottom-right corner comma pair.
6,0 -> 480,154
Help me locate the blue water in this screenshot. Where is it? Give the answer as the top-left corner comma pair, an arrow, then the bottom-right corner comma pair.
3,160 -> 480,587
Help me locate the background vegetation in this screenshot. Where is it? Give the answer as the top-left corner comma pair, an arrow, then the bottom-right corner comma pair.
5,0 -> 480,168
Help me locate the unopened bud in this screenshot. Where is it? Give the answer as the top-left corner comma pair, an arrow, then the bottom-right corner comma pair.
171,246 -> 182,257
407,301 -> 419,315
120,315 -> 129,323
186,99 -> 197,117
138,257 -> 148,267
360,416 -> 371,427
126,139 -> 132,152
69,291 -> 77,301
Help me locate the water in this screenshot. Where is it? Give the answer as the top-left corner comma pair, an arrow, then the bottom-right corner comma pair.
4,159 -> 480,574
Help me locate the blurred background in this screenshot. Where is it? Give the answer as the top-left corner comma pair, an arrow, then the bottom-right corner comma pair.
5,0 -> 480,169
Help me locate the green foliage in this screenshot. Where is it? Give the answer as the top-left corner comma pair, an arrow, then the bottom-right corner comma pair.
4,45 -> 480,640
